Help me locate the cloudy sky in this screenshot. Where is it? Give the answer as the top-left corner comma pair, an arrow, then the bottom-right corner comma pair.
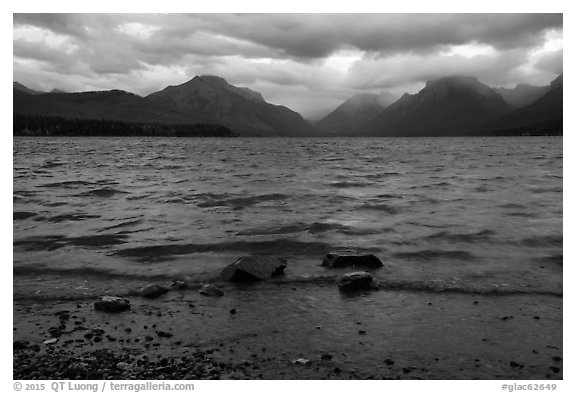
13,13 -> 563,119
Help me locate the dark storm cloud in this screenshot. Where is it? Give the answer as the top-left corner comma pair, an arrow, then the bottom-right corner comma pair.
185,13 -> 562,58
13,13 -> 563,118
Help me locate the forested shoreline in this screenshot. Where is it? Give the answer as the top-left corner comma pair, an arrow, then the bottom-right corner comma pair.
13,114 -> 236,137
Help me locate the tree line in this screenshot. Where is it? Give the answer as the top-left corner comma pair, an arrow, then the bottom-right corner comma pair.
13,114 -> 236,137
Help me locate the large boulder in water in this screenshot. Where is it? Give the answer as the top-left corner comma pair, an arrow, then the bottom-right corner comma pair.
94,296 -> 131,312
338,271 -> 374,291
322,252 -> 383,268
140,284 -> 169,298
220,256 -> 287,282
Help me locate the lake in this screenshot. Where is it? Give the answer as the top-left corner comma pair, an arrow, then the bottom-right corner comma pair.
13,136 -> 563,379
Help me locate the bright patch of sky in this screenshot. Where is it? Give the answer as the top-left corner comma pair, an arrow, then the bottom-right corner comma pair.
116,23 -> 161,40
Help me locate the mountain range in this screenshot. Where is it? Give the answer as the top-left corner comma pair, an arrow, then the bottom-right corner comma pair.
13,73 -> 563,137
315,92 -> 397,135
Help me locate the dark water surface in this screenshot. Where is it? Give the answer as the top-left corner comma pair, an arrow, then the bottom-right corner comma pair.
13,137 -> 562,301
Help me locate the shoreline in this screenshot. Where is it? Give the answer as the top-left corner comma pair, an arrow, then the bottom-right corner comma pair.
13,282 -> 563,380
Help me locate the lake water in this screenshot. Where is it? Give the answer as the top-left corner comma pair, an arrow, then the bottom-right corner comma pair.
13,137 -> 562,301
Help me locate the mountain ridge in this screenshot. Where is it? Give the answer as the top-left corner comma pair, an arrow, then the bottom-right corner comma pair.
359,75 -> 514,136
146,75 -> 313,136
315,92 -> 397,135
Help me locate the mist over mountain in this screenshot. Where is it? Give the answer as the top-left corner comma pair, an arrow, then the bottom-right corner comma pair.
315,92 -> 397,135
494,83 -> 550,108
488,74 -> 562,135
13,73 -> 562,137
359,76 -> 513,136
13,82 -> 41,95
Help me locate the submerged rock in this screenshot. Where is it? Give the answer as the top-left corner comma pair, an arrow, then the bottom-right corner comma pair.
140,284 -> 169,298
199,284 -> 224,297
220,256 -> 287,282
322,252 -> 383,268
169,280 -> 188,290
338,271 -> 374,291
94,296 -> 131,312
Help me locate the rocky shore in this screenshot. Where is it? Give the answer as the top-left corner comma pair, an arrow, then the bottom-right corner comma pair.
13,254 -> 563,380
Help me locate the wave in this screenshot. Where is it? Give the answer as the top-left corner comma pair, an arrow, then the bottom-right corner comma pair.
96,219 -> 142,232
111,239 -> 380,262
36,213 -> 101,223
13,211 -> 37,220
13,271 -> 562,301
374,279 -> 562,297
41,161 -> 68,169
194,192 -> 288,209
14,234 -> 129,251
519,235 -> 562,248
329,181 -> 373,188
13,265 -> 183,282
535,254 -> 562,267
360,172 -> 400,180
237,222 -> 391,237
37,180 -> 94,188
358,203 -> 400,214
75,188 -> 130,198
392,249 -> 477,261
532,187 -> 563,194
425,230 -> 495,243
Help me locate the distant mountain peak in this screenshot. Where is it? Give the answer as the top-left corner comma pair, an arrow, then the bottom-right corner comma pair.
359,75 -> 512,136
316,91 -> 397,134
427,75 -> 479,84
424,75 -> 497,97
146,75 -> 312,136
194,75 -> 229,85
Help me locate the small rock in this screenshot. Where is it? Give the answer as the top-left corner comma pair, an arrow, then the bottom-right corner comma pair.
199,284 -> 224,297
44,338 -> 58,345
116,362 -> 131,371
229,308 -> 237,315
157,331 -> 173,338
94,296 -> 131,312
384,359 -> 394,366
499,316 -> 514,321
358,330 -> 366,335
140,284 -> 169,299
322,252 -> 383,268
550,366 -> 560,373
292,358 -> 311,365
510,361 -> 521,368
320,354 -> 333,361
338,271 -> 374,291
169,280 -> 188,290
48,327 -> 63,337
